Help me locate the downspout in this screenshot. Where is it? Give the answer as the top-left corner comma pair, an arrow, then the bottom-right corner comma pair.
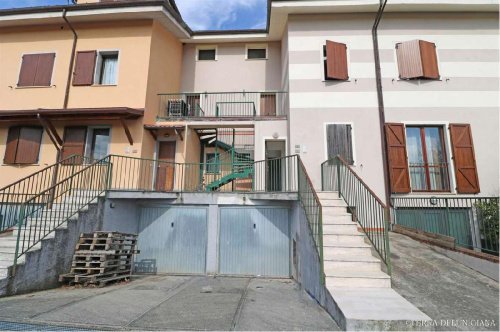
62,9 -> 77,110
372,0 -> 391,208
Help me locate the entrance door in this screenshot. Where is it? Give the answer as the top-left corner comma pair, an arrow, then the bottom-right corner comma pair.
265,140 -> 286,191
156,141 -> 176,191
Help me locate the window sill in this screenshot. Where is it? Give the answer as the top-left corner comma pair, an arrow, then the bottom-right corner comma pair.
14,85 -> 54,89
395,78 -> 443,82
245,58 -> 268,61
196,59 -> 217,62
91,84 -> 118,87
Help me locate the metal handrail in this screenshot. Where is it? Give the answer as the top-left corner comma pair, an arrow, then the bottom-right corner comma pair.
13,156 -> 111,269
298,155 -> 324,284
321,155 -> 391,273
0,154 -> 90,232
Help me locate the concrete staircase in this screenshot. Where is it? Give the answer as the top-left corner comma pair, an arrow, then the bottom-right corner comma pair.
319,191 -> 391,288
318,191 -> 431,330
0,191 -> 101,283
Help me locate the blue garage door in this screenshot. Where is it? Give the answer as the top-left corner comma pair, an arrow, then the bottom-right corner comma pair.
137,207 -> 207,274
219,207 -> 290,277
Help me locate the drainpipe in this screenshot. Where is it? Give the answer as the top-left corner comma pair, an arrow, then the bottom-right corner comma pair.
62,9 -> 77,110
372,0 -> 391,209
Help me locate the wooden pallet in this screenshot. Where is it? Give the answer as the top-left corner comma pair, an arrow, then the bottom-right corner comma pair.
60,231 -> 138,288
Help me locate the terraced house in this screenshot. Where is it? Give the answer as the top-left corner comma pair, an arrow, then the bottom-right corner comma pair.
0,0 -> 498,330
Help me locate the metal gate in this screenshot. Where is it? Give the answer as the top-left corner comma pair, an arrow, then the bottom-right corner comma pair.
136,206 -> 207,274
219,207 -> 290,277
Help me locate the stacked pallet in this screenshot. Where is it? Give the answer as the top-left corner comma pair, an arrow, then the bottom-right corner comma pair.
59,231 -> 138,287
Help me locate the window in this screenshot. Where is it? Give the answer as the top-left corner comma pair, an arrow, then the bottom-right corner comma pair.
95,52 -> 119,85
4,126 -> 43,164
406,126 -> 450,192
73,50 -> 118,86
18,53 -> 55,87
396,40 -> 439,80
198,48 -> 216,61
246,45 -> 267,60
61,126 -> 110,164
326,124 -> 354,165
323,40 -> 348,81
205,153 -> 220,173
87,128 -> 110,161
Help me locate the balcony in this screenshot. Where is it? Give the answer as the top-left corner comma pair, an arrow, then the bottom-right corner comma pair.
157,91 -> 287,120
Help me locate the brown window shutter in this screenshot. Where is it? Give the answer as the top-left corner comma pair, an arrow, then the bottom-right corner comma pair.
73,51 -> 97,86
18,54 -> 39,87
15,127 -> 43,164
325,40 -> 348,80
385,123 -> 411,193
419,40 -> 439,79
61,126 -> 87,164
260,93 -> 276,116
33,53 -> 56,86
396,40 -> 423,79
4,127 -> 21,164
449,124 -> 480,194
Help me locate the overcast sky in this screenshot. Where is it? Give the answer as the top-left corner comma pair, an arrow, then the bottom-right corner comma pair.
0,0 -> 268,30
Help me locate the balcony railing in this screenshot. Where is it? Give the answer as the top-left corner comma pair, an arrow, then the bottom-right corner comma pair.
157,91 -> 287,120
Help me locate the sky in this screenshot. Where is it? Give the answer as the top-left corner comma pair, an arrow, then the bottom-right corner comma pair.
0,0 -> 268,30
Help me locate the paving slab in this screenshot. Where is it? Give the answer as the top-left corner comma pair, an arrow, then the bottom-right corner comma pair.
129,276 -> 249,330
390,232 -> 499,331
33,275 -> 192,327
235,278 -> 339,331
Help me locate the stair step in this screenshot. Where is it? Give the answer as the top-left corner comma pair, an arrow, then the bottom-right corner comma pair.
322,206 -> 349,215
324,245 -> 373,258
317,192 -> 339,200
323,224 -> 360,235
324,260 -> 382,273
320,199 -> 347,207
323,234 -> 366,246
322,214 -> 353,224
324,252 -> 381,263
326,271 -> 391,288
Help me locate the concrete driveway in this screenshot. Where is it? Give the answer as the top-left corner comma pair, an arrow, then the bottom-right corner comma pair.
390,232 -> 499,331
0,276 -> 338,331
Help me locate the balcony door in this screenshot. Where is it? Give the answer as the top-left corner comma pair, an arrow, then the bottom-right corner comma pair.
156,141 -> 176,191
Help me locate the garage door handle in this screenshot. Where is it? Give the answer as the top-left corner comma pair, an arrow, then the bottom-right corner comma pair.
253,223 -> 256,229
171,222 -> 174,228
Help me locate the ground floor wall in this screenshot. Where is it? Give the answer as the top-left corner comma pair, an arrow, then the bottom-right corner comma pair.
0,118 -> 144,188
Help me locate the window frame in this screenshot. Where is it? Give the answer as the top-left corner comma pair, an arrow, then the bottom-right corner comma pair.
205,152 -> 220,174
93,50 -> 120,86
3,126 -> 44,165
404,123 -> 453,193
196,45 -> 218,61
324,122 -> 356,166
245,44 -> 268,60
16,51 -> 57,88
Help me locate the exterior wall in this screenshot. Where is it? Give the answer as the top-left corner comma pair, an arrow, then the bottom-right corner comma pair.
286,13 -> 386,197
286,12 -> 499,198
180,42 -> 282,92
379,12 -> 499,197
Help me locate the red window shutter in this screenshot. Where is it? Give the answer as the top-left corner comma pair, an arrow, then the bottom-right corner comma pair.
18,54 -> 39,87
419,40 -> 439,79
449,124 -> 480,194
61,127 -> 87,164
4,127 -> 21,164
385,123 -> 411,193
325,40 -> 348,80
73,51 -> 96,86
260,93 -> 276,116
15,127 -> 43,164
33,53 -> 56,86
